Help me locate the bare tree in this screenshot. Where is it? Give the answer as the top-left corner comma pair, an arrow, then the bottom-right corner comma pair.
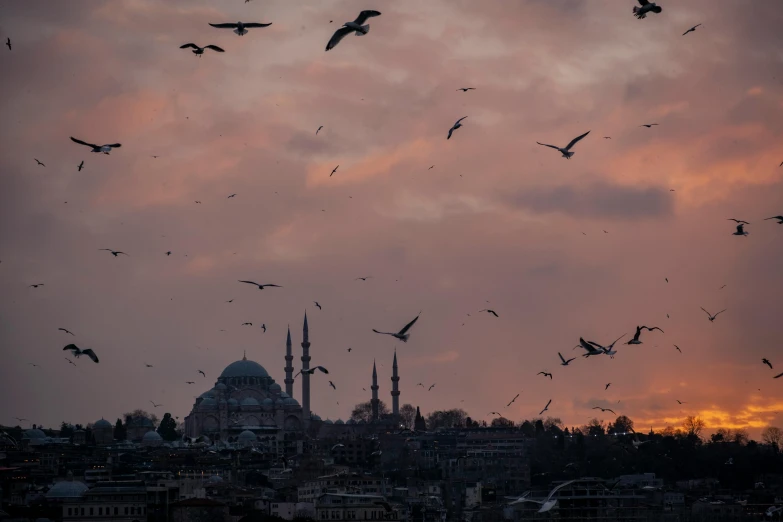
350,400 -> 389,423
731,427 -> 749,445
682,416 -> 706,437
491,417 -> 514,428
399,404 -> 416,429
762,426 -> 782,451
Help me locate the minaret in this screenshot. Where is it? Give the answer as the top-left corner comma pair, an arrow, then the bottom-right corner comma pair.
391,350 -> 400,417
284,326 -> 294,397
371,360 -> 380,422
301,312 -> 311,421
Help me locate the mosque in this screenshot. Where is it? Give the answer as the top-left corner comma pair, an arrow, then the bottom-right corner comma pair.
183,313 -> 402,444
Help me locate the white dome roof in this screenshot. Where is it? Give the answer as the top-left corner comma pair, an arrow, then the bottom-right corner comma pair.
46,480 -> 88,499
220,359 -> 270,378
241,397 -> 260,407
93,419 -> 112,429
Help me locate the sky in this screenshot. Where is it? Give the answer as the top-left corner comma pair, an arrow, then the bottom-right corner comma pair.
0,0 -> 782,438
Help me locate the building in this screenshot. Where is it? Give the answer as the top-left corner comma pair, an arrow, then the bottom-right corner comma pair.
315,493 -> 400,522
298,474 -> 387,503
184,315 -> 314,443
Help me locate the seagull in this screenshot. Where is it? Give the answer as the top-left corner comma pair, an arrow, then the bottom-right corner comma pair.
355,276 -> 372,281
674,344 -> 682,353
198,370 -> 206,377
558,352 -> 576,366
14,417 -> 28,422
28,363 -> 40,368
325,10 -> 381,51
165,251 -> 172,256
5,38 -> 10,51
316,125 -> 323,135
457,87 -> 476,92
347,348 -> 352,352
29,283 -> 45,288
479,309 -> 498,317
261,324 -> 266,332
99,249 -> 128,257
227,193 -> 237,198
329,381 -> 336,390
589,334 -> 626,357
77,161 -> 84,171
775,372 -> 783,379
507,393 -> 520,407
593,406 -> 616,414
603,136 -> 612,139
640,123 -> 659,128
575,337 -> 606,357
238,280 -> 282,290
209,21 -> 272,36
537,372 -> 553,380
633,0 -> 663,19
58,328 -> 75,336
295,366 -> 329,377
179,43 -> 224,56
700,307 -> 726,322
70,137 -> 121,154
764,216 -> 783,224
732,223 -> 749,236
314,301 -> 322,310
682,23 -> 702,35
372,313 -> 420,342
536,130 -> 590,159
330,165 -> 339,177
762,358 -> 773,369
34,159 -> 45,166
676,400 -> 686,404
605,383 -> 612,390
62,344 -> 99,363
489,411 -> 501,416
447,117 -> 468,140
241,322 -> 253,326
331,443 -> 345,451
539,399 -> 552,416
728,218 -> 750,224
186,381 -> 195,384
626,326 -> 663,345
150,401 -> 162,408
428,383 -> 436,391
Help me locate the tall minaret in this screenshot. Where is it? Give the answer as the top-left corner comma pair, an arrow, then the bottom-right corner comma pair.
301,312 -> 311,421
391,350 -> 400,417
371,360 -> 380,422
284,326 -> 294,397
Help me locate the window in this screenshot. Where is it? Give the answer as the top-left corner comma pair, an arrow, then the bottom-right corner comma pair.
68,508 -> 72,516
125,507 -> 129,515
90,508 -> 94,516
81,508 -> 85,516
114,507 -> 119,515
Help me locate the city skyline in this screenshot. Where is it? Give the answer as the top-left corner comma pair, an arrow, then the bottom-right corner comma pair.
1,0 -> 782,438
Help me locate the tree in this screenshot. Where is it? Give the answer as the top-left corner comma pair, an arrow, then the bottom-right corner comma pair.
114,418 -> 126,440
491,417 -> 514,428
157,413 -> 178,441
519,420 -> 535,437
682,416 -> 705,437
711,428 -> 729,443
60,422 -> 74,438
399,404 -> 416,429
762,426 -> 782,451
426,409 -> 468,429
608,415 -> 634,435
586,418 -> 605,437
731,428 -> 749,445
350,400 -> 389,423
123,409 -> 158,426
414,407 -> 426,431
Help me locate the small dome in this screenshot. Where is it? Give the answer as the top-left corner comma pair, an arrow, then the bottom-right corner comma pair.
93,419 -> 112,429
200,397 -> 217,407
280,392 -> 290,399
241,397 -> 260,407
238,430 -> 257,442
335,419 -> 345,425
227,398 -> 239,406
311,414 -> 322,421
199,390 -> 215,399
262,398 -> 274,410
220,359 -> 270,379
143,431 -> 162,442
215,383 -> 227,390
23,429 -> 47,439
269,383 -> 282,393
346,419 -> 356,425
283,397 -> 300,408
207,475 -> 224,484
46,479 -> 88,499
324,419 -> 334,425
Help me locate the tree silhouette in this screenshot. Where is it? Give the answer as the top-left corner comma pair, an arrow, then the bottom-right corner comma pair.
399,404 -> 416,429
490,416 -> 514,428
608,415 -> 634,434
114,418 -> 126,440
682,416 -> 705,437
350,400 -> 389,423
426,409 -> 468,429
59,422 -> 74,438
762,426 -> 782,451
156,413 -> 178,441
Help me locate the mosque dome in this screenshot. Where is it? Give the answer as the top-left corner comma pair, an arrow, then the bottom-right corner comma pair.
93,419 -> 112,429
227,398 -> 239,407
215,383 -> 227,390
346,419 -> 356,425
23,429 -> 47,440
311,414 -> 322,421
142,431 -> 163,443
280,392 -> 290,399
269,383 -> 282,393
200,397 -> 217,408
283,397 -> 299,408
241,397 -> 260,407
199,390 -> 215,399
220,359 -> 270,379
207,475 -> 224,484
324,419 -> 334,425
335,419 -> 345,425
46,474 -> 88,499
262,398 -> 274,410
238,430 -> 257,442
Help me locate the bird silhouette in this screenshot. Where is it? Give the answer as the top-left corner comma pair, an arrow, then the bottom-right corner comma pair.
34,159 -> 45,166
295,366 -> 329,377
70,137 -> 121,154
762,358 -> 773,369
329,381 -> 336,390
29,283 -> 45,288
593,406 -> 616,414
63,344 -> 99,363
479,309 -> 499,317
326,10 -> 381,51
457,87 -> 476,92
447,116 -> 468,139
640,123 -> 659,128
209,21 -> 272,36
539,399 -> 552,415
99,249 -> 128,257
77,161 -> 84,171
179,43 -> 225,56
198,370 -> 206,377
239,281 -> 282,290
538,372 -> 553,380
373,313 -> 421,342
700,307 -> 726,322
558,352 -> 576,366
682,23 -> 702,35
314,301 -> 322,310
330,165 -> 339,177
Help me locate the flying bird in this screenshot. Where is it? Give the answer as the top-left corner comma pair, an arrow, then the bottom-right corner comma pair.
603,136 -> 611,139
633,0 -> 663,19
593,407 -> 616,414
14,418 -> 27,422
479,309 -> 498,317
77,161 -> 84,171
774,372 -> 783,379
316,125 -> 323,135
241,322 -> 253,326
447,117 -> 468,139
536,130 -> 590,159
674,344 -> 682,353
5,38 -> 10,51
727,218 -> 750,224
179,43 -> 225,56
227,193 -> 237,198
489,411 -> 501,416
330,165 -> 339,177
186,381 -> 194,384
538,372 -> 553,380
763,358 -> 773,369
314,301 -> 322,310
325,10 -> 381,51
198,370 -> 206,377
150,401 -> 162,408
65,358 -> 76,367
29,283 -> 44,288
605,383 -> 611,390
329,381 -> 336,390
457,87 -> 476,92
640,123 -> 659,128
165,251 -> 172,256
99,249 -> 128,257
58,328 -> 75,336
764,216 -> 783,224
558,352 -> 576,366
626,326 -> 663,345
539,399 -> 552,415
347,348 -> 352,352
34,159 -> 45,166
588,334 -> 626,357
575,337 -> 606,357
355,276 -> 372,281
676,400 -> 686,404
70,137 -> 121,154
238,280 -> 282,290
682,23 -> 702,35
62,344 -> 99,363
372,313 -> 420,342
295,366 -> 329,377
261,324 -> 266,332
507,393 -> 520,407
209,21 -> 272,36
28,363 -> 40,368
700,307 -> 726,322
428,383 -> 436,391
